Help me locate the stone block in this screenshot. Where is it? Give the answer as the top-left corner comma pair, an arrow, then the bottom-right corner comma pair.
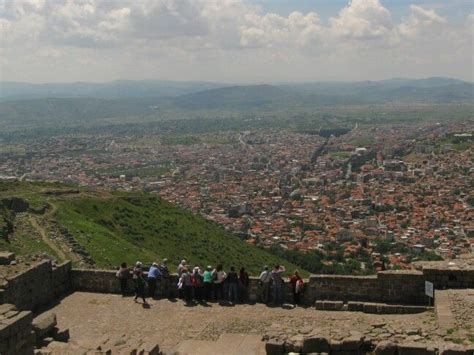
439,344 -> 474,355
0,303 -> 16,316
138,342 -> 159,355
374,341 -> 397,355
398,342 -> 436,355
52,328 -> 70,343
362,303 -> 379,313
330,339 -> 342,351
324,301 -> 344,311
285,335 -> 303,353
265,339 -> 285,355
315,300 -> 324,310
347,301 -> 364,312
341,334 -> 363,350
32,312 -> 57,339
302,335 -> 330,353
0,252 -> 15,265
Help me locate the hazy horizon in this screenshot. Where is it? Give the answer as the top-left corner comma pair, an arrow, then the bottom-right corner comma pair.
2,76 -> 473,86
1,0 -> 473,84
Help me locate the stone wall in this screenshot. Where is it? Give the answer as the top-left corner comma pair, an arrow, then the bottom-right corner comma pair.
0,304 -> 35,355
27,264 -> 474,307
71,268 -> 429,305
379,270 -> 426,305
0,260 -> 71,311
423,268 -> 474,289
306,275 -> 380,303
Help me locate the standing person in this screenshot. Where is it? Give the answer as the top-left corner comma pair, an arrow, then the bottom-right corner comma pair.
212,264 -> 226,301
178,259 -> 187,276
147,262 -> 161,299
271,264 -> 286,305
133,262 -> 147,304
192,266 -> 204,302
159,258 -> 170,298
116,262 -> 130,296
239,267 -> 250,303
179,268 -> 193,303
203,265 -> 213,301
289,270 -> 303,306
177,259 -> 187,299
226,266 -> 239,303
259,266 -> 272,304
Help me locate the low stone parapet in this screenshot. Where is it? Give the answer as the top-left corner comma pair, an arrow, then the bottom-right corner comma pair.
0,303 -> 35,355
0,260 -> 71,311
264,331 -> 474,355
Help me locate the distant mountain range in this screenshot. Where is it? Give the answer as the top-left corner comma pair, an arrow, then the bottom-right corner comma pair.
1,77 -> 472,102
0,80 -> 225,100
0,77 -> 472,129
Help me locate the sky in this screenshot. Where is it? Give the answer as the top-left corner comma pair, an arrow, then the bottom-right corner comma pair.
0,0 -> 473,83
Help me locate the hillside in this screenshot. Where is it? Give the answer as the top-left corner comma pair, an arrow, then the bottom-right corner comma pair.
0,80 -> 225,100
1,78 -> 472,132
0,181 -> 305,275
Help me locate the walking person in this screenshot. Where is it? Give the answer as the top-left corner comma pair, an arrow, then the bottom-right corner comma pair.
116,262 -> 130,296
271,264 -> 286,305
147,262 -> 161,299
203,265 -> 213,301
259,266 -> 272,304
158,258 -> 170,298
212,264 -> 226,301
239,267 -> 250,303
133,262 -> 147,304
290,270 -> 303,306
226,266 -> 239,303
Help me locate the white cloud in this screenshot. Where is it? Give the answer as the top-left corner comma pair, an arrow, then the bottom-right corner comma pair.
0,0 -> 472,82
398,4 -> 447,38
329,0 -> 393,40
239,11 -> 322,49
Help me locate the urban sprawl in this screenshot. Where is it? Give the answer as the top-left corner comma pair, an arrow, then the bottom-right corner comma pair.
1,121 -> 472,271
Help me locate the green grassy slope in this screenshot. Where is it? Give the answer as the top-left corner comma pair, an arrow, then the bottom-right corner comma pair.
0,181 -> 306,275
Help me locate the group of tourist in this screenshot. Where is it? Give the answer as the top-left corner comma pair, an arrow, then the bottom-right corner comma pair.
116,260 -> 305,306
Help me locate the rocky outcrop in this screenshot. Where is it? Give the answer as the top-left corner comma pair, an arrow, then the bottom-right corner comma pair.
1,197 -> 29,212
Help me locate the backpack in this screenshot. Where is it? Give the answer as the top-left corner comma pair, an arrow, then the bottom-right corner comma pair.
192,274 -> 202,287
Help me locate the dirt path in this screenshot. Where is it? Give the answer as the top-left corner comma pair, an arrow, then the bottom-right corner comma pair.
28,215 -> 68,261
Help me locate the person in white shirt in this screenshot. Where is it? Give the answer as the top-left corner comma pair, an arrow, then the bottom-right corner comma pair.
212,264 -> 226,301
259,266 -> 272,304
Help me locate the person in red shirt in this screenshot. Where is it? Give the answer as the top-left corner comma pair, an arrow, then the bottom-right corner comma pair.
289,270 -> 303,306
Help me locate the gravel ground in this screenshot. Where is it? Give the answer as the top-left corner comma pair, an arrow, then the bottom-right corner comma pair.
46,291 -> 468,352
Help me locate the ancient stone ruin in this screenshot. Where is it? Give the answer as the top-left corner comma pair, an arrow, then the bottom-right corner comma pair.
0,258 -> 473,354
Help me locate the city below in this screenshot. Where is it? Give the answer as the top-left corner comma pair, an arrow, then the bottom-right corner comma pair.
1,120 -> 472,273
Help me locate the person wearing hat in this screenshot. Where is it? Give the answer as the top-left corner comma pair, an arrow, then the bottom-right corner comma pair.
203,265 -> 213,301
133,261 -> 147,304
147,262 -> 161,299
159,258 -> 170,298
